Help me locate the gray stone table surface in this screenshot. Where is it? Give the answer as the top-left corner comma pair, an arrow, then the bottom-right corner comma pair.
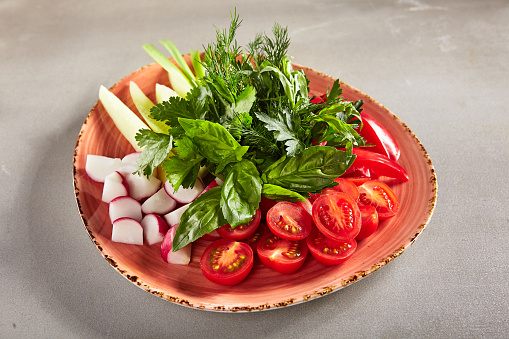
1,0 -> 507,338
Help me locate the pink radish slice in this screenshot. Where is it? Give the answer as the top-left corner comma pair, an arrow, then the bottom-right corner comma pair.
141,214 -> 169,245
141,187 -> 177,215
117,152 -> 141,175
214,177 -> 224,186
85,155 -> 122,183
102,171 -> 129,203
111,217 -> 144,245
160,225 -> 192,265
124,173 -> 161,201
109,196 -> 142,222
164,178 -> 204,204
163,204 -> 190,227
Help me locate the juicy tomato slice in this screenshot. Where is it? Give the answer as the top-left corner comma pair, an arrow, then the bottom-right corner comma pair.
322,178 -> 360,201
257,231 -> 308,274
306,227 -> 357,266
266,202 -> 313,241
356,205 -> 379,240
200,239 -> 254,286
346,148 -> 409,182
296,197 -> 313,218
241,222 -> 269,253
358,180 -> 399,219
312,192 -> 361,241
358,111 -> 400,161
216,209 -> 261,240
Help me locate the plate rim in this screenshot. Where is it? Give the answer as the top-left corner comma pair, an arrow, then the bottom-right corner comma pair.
73,59 -> 438,312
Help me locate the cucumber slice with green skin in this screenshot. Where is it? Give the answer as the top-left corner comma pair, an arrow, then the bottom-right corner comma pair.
99,85 -> 149,152
143,44 -> 193,98
155,83 -> 178,104
129,81 -> 168,133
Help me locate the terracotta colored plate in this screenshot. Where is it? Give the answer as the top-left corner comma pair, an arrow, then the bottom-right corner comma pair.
73,55 -> 437,312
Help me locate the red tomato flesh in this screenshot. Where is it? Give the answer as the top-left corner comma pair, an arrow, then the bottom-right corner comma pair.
257,231 -> 308,274
312,192 -> 361,241
358,180 -> 399,219
200,239 -> 254,286
216,209 -> 261,240
322,178 -> 360,201
356,205 -> 379,240
306,227 -> 357,266
266,202 -> 313,241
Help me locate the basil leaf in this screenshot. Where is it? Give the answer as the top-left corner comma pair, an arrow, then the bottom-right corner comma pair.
179,118 -> 249,169
261,184 -> 306,202
173,186 -> 227,252
221,159 -> 263,227
261,146 -> 354,193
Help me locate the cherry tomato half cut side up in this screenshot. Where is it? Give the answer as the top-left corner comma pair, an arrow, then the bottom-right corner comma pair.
200,239 -> 254,286
358,111 -> 400,161
356,205 -> 379,240
216,209 -> 261,240
257,232 -> 308,274
267,202 -> 313,241
322,178 -> 360,201
358,180 -> 399,219
241,222 -> 269,253
312,192 -> 361,241
306,227 -> 357,266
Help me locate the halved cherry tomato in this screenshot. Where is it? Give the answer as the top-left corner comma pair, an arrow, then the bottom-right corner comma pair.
200,239 -> 254,286
257,231 -> 308,274
358,180 -> 399,219
259,196 -> 278,221
347,148 -> 409,182
356,205 -> 379,240
312,192 -> 361,241
296,197 -> 313,218
306,227 -> 357,266
216,209 -> 261,240
241,222 -> 269,253
322,178 -> 360,201
266,202 -> 313,241
358,112 -> 400,161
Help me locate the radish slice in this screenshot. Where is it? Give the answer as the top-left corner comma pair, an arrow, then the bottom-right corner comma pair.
117,152 -> 141,175
161,225 -> 192,265
163,204 -> 190,227
164,178 -> 204,204
125,173 -> 161,201
111,217 -> 143,245
102,171 -> 129,203
85,155 -> 122,183
141,214 -> 169,245
109,196 -> 142,222
141,187 -> 177,215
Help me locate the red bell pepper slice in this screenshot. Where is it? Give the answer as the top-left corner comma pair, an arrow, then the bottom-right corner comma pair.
345,148 -> 409,182
358,112 -> 400,161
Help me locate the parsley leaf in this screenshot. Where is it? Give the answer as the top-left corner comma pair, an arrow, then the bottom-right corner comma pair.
134,129 -> 173,178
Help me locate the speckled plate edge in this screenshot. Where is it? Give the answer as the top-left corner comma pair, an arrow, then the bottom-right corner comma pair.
73,60 -> 438,312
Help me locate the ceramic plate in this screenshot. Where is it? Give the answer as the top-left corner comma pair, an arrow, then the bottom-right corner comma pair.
73,55 -> 437,312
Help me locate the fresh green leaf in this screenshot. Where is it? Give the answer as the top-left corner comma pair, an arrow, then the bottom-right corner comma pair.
179,118 -> 249,170
255,109 -> 306,156
134,129 -> 173,178
173,186 -> 227,252
220,159 -> 263,227
162,136 -> 204,189
261,184 -> 306,202
261,146 -> 355,193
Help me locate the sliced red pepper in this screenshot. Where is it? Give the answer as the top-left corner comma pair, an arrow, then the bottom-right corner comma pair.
346,148 -> 409,182
358,112 -> 400,161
